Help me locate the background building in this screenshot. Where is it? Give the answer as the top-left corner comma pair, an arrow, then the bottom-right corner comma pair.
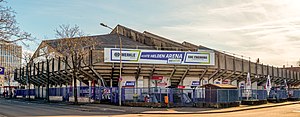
0,40 -> 22,87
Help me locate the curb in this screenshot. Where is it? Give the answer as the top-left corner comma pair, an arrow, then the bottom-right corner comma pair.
139,101 -> 300,114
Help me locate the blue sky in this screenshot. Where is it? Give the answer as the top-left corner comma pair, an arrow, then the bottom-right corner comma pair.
7,0 -> 300,66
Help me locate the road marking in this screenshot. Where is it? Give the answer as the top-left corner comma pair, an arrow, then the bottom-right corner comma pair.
102,108 -> 126,112
167,109 -> 176,112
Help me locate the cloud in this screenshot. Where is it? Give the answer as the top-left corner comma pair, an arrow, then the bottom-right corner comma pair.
149,0 -> 300,67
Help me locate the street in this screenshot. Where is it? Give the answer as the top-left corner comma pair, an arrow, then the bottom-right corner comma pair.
0,98 -> 299,117
0,99 -> 126,117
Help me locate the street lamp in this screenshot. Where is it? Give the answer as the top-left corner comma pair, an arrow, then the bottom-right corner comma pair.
100,23 -> 122,106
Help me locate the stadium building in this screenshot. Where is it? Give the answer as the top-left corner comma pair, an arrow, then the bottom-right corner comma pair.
14,25 -> 300,90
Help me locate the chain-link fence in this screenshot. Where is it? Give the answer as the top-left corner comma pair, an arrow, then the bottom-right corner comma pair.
290,90 -> 300,98
12,87 -> 300,107
240,89 -> 268,100
269,90 -> 288,100
15,89 -> 35,98
0,87 -> 3,97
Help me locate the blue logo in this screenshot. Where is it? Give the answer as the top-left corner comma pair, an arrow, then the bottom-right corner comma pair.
191,81 -> 200,86
0,67 -> 4,75
125,81 -> 135,87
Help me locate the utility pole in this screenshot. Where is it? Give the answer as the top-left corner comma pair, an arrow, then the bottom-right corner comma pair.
100,23 -> 122,106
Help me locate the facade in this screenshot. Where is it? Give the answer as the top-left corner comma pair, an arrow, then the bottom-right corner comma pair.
0,40 -> 22,87
15,25 -> 300,90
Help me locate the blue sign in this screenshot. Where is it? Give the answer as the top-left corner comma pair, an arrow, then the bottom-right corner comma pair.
125,81 -> 135,87
191,81 -> 200,86
140,52 -> 185,60
240,83 -> 245,89
105,48 -> 215,65
0,67 -> 4,75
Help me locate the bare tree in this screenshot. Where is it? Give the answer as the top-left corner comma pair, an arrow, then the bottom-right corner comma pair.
0,0 -> 32,44
22,51 -> 33,66
297,59 -> 300,67
54,24 -> 97,104
0,0 -> 33,71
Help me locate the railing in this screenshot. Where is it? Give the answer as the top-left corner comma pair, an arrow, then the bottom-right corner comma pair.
289,90 -> 300,98
15,89 -> 35,98
269,90 -> 288,100
0,87 -> 3,96
12,87 -> 300,106
240,89 -> 268,100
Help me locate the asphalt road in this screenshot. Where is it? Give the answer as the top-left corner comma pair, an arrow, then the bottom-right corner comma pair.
0,99 -> 127,117
0,98 -> 299,117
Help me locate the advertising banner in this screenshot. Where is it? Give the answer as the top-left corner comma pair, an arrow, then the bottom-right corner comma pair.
222,80 -> 230,84
191,81 -> 200,86
104,48 -> 215,65
152,76 -> 163,80
0,67 -> 4,75
125,81 -> 135,87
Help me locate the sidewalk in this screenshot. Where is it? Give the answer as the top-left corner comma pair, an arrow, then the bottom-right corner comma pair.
139,101 -> 300,114
3,98 -> 300,114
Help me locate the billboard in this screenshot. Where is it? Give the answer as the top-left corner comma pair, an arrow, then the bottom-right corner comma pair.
124,81 -> 135,87
104,48 -> 215,65
191,81 -> 200,86
0,67 -> 4,75
152,76 -> 163,80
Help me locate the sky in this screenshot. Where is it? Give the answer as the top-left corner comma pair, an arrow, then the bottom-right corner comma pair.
6,0 -> 300,67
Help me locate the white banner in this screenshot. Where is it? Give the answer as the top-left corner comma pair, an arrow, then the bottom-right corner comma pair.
245,72 -> 252,100
104,48 -> 215,65
266,75 -> 272,96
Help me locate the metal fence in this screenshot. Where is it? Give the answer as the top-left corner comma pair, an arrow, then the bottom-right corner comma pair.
239,89 -> 268,100
289,90 -> 300,98
269,90 -> 288,100
122,88 -> 240,106
15,89 -> 36,98
12,87 -> 300,106
0,87 -> 3,96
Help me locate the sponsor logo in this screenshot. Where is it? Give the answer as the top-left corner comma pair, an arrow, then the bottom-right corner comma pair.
125,81 -> 135,87
0,67 -> 4,75
105,48 -> 215,65
191,81 -> 200,86
111,49 -> 140,61
184,52 -> 210,63
152,76 -> 163,80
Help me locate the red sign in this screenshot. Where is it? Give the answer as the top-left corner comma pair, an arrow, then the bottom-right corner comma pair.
152,76 -> 163,80
222,80 -> 229,84
157,82 -> 167,86
177,85 -> 185,89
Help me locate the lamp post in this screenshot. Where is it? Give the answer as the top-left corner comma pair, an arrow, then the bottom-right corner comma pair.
100,23 -> 122,106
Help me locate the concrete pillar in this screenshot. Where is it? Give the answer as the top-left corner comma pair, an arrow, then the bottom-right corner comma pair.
78,80 -> 81,97
231,80 -> 238,87
110,79 -> 113,87
72,79 -> 75,97
65,83 -> 68,100
252,82 -> 258,90
41,86 -> 44,98
88,81 -> 92,102
98,79 -> 101,87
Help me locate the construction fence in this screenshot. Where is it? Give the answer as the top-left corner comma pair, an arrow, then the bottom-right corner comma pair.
11,87 -> 300,106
